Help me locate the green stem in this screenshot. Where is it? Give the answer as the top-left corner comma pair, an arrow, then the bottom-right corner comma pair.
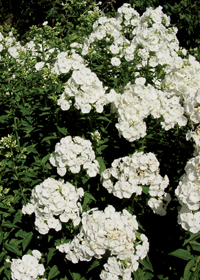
56,108 -> 62,139
14,117 -> 20,148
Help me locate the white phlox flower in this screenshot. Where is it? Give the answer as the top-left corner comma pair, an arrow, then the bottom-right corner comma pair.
57,205 -> 149,277
22,177 -> 84,234
175,153 -> 200,233
101,151 -> 171,215
49,135 -> 99,177
57,66 -> 107,113
10,250 -> 46,280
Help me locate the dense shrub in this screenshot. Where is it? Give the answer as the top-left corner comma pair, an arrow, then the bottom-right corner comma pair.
1,2 -> 200,280
0,0 -> 101,40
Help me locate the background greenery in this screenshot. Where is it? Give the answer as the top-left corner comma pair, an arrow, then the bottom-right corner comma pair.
0,0 -> 200,53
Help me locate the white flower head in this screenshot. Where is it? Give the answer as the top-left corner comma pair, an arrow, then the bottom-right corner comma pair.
111,57 -> 121,67
35,62 -> 45,71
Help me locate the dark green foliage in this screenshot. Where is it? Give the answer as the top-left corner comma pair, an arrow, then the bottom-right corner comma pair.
0,0 -> 101,41
0,1 -> 200,280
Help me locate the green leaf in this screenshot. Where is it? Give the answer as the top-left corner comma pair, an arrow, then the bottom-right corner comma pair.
190,241 -> 200,252
26,145 -> 38,154
133,268 -> 144,280
48,265 -> 60,280
96,157 -> 106,174
0,203 -> 8,209
13,210 -> 22,225
22,232 -> 33,251
47,248 -> 56,265
84,192 -> 96,201
157,275 -> 169,280
183,258 -> 196,279
97,116 -> 111,122
168,249 -> 193,261
5,243 -> 22,256
82,175 -> 90,184
4,267 -> 11,280
0,265 -> 4,275
139,255 -> 154,272
69,271 -> 82,280
13,86 -> 24,92
82,192 -> 96,210
0,230 -> 3,245
144,272 -> 154,279
2,222 -> 19,229
0,115 -> 8,123
87,259 -> 100,273
57,126 -> 67,135
20,177 -> 32,182
142,186 -> 149,195
97,145 -> 108,154
0,252 -> 6,262
41,136 -> 58,143
183,233 -> 200,246
100,126 -> 107,133
41,154 -> 51,164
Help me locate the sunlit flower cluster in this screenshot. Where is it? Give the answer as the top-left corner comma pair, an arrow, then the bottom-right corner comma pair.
175,154 -> 200,232
22,178 -> 84,234
49,135 -> 99,177
108,80 -> 187,141
57,64 -> 107,113
57,205 -> 149,271
11,250 -> 46,280
186,124 -> 200,156
101,151 -> 171,215
185,89 -> 200,124
162,56 -> 200,101
100,256 -> 136,280
2,3 -> 200,280
40,2 -> 200,147
51,51 -> 84,75
81,3 -> 177,72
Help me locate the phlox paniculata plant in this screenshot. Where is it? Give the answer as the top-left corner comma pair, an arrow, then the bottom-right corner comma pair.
10,1 -> 200,279
101,151 -> 171,216
10,250 -> 46,280
49,135 -> 100,177
175,153 -> 200,233
52,3 -> 197,143
22,178 -> 84,234
57,205 -> 149,275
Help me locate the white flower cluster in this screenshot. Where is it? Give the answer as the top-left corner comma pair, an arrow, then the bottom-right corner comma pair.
175,154 -> 200,233
57,64 -> 107,113
42,4 -> 200,142
22,177 -> 84,234
186,124 -> 200,156
162,55 -> 200,100
159,95 -> 187,131
108,80 -> 187,141
49,135 -> 99,177
109,81 -> 156,141
101,151 -> 171,215
57,205 -> 149,274
82,4 -> 179,72
0,30 -> 57,70
185,89 -> 200,124
115,85 -> 186,140
51,51 -> 84,75
11,250 -> 46,280
100,256 -> 136,280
